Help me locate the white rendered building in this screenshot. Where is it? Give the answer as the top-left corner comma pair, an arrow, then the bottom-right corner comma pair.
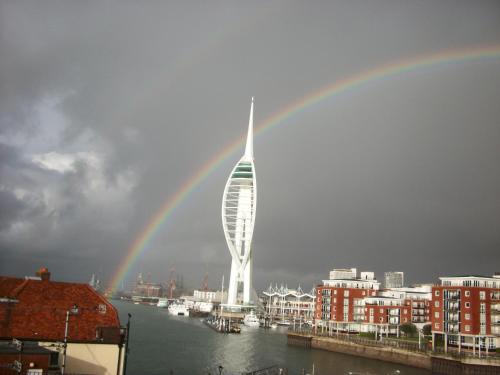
263,284 -> 316,323
384,271 -> 405,289
221,98 -> 257,306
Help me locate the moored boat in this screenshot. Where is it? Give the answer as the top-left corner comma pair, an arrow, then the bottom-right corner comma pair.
243,311 -> 260,327
168,301 -> 190,316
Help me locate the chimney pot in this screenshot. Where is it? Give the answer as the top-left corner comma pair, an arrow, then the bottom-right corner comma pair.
36,267 -> 51,281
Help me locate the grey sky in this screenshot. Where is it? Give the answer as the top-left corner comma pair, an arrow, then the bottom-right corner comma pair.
1,1 -> 500,291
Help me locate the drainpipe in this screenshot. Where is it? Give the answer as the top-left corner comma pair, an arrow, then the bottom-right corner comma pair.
61,310 -> 70,375
122,313 -> 132,375
116,329 -> 124,375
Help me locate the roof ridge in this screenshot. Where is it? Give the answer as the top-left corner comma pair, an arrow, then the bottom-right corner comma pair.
84,284 -> 120,319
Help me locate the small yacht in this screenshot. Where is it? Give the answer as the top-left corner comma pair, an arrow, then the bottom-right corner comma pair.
243,311 -> 260,327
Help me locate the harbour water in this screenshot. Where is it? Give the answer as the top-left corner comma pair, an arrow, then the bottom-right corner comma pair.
113,301 -> 430,375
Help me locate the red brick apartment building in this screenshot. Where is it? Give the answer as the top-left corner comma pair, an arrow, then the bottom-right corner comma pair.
315,268 -> 432,335
315,268 -> 381,333
431,275 -> 500,353
0,268 -> 127,375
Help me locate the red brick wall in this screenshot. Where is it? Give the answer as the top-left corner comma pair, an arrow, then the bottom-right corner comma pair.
431,285 -> 500,335
315,286 -> 376,322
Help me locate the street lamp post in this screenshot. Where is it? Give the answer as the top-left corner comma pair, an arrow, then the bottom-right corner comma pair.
61,304 -> 78,375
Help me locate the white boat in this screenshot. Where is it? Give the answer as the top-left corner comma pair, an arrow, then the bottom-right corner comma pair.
194,301 -> 213,313
270,323 -> 278,329
277,320 -> 291,326
157,298 -> 169,308
168,302 -> 190,316
243,311 -> 260,327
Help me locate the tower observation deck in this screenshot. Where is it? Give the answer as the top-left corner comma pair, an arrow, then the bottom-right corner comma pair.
221,98 -> 257,307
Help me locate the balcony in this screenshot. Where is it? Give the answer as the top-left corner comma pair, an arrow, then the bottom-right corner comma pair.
444,303 -> 460,311
444,292 -> 460,300
445,314 -> 459,322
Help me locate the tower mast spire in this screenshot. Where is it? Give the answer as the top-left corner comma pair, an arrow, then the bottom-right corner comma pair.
244,97 -> 254,160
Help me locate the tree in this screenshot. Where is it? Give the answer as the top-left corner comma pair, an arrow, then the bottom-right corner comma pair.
400,323 -> 417,337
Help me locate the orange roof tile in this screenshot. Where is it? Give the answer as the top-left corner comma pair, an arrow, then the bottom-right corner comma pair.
0,276 -> 121,343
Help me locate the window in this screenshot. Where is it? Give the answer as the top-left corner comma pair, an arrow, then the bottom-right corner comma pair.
465,325 -> 470,332
333,298 -> 337,303
434,312 -> 439,318
435,290 -> 440,297
480,303 -> 486,314
334,289 -> 337,295
435,323 -> 440,329
344,290 -> 349,297
480,291 -> 485,300
465,313 -> 470,320
380,308 -> 383,314
434,301 -> 440,308
379,317 -> 384,322
465,290 -> 470,297
465,302 -> 470,308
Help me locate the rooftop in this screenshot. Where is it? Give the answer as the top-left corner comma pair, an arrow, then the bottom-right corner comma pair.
0,273 -> 121,343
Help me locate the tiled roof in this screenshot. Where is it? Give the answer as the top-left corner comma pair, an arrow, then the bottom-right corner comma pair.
0,276 -> 121,343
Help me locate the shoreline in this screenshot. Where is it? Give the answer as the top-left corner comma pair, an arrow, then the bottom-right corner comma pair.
287,332 -> 500,375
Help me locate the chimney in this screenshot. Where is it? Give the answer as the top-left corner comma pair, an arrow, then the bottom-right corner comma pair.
36,267 -> 51,281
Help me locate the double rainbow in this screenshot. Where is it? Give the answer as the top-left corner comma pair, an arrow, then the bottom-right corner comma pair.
107,44 -> 500,292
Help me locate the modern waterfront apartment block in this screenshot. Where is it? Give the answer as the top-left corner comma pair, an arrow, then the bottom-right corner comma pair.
315,268 -> 381,333
314,268 -> 432,335
221,98 -> 257,307
431,275 -> 500,352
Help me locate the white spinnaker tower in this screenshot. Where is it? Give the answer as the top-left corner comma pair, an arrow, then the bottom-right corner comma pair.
221,98 -> 257,306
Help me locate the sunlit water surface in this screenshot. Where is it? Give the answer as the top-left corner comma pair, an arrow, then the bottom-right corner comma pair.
113,301 -> 430,375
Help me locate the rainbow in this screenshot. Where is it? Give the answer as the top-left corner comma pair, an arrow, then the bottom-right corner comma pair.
107,43 -> 500,292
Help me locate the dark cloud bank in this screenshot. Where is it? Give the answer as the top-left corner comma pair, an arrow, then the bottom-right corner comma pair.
1,1 -> 500,290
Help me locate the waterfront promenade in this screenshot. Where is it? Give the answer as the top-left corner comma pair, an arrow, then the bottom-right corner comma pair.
288,328 -> 500,375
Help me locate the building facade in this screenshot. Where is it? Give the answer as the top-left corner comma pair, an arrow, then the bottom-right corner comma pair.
384,271 -> 404,289
262,285 -> 315,323
431,275 -> 500,352
314,268 -> 431,335
315,268 -> 381,333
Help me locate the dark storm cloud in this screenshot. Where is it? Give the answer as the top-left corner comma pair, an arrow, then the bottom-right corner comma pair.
1,1 -> 500,289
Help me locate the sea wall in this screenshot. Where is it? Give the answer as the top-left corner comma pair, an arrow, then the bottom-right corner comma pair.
310,336 -> 431,370
287,333 -> 312,349
431,355 -> 500,375
287,333 -> 500,375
